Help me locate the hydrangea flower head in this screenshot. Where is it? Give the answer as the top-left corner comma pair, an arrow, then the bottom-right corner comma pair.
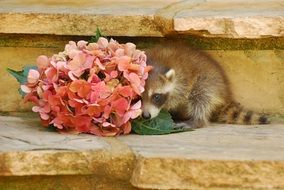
21,38 -> 152,136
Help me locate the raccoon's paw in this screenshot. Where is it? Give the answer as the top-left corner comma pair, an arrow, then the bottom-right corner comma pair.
173,121 -> 196,131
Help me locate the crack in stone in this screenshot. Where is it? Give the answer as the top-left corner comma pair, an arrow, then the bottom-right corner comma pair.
153,0 -> 206,35
29,148 -> 75,151
158,0 -> 206,18
1,135 -> 31,144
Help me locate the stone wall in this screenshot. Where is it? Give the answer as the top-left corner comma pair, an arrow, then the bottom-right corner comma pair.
1,34 -> 283,115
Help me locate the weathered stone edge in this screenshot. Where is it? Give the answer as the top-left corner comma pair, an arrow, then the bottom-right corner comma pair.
1,6 -> 284,38
1,145 -> 283,189
174,16 -> 284,38
0,13 -> 162,37
130,157 -> 284,190
0,138 -> 136,182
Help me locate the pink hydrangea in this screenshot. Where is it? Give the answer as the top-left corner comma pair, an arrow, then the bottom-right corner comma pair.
21,38 -> 152,136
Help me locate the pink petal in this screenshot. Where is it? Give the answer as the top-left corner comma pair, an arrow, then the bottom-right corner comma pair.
57,61 -> 67,70
108,39 -> 119,53
36,55 -> 49,69
68,49 -> 81,59
53,123 -> 64,129
110,71 -> 118,78
103,105 -> 112,119
20,85 -> 31,93
93,117 -> 103,123
128,73 -> 142,94
97,37 -> 108,49
115,48 -> 125,57
144,65 -> 153,73
118,86 -> 133,97
94,58 -> 105,70
89,103 -> 100,106
50,60 -> 57,68
27,69 -> 40,84
73,98 -> 85,103
122,109 -> 142,124
125,42 -> 136,56
104,73 -> 111,82
102,122 -> 115,127
68,53 -> 86,71
65,41 -> 78,58
122,122 -> 131,134
122,111 -> 132,124
87,73 -> 101,83
131,100 -> 141,110
112,98 -> 129,116
117,56 -> 131,71
36,86 -> 43,96
51,106 -> 61,113
45,67 -> 58,82
42,104 -> 51,113
53,83 -> 59,92
68,71 -> 79,81
72,69 -> 84,78
32,106 -> 41,112
38,100 -> 46,107
84,56 -> 94,69
77,40 -> 88,49
129,73 -> 140,86
40,113 -> 49,120
65,41 -> 76,50
133,50 -> 147,66
42,85 -> 51,91
86,43 -> 99,51
74,98 -> 89,104
130,109 -> 142,119
139,86 -> 145,93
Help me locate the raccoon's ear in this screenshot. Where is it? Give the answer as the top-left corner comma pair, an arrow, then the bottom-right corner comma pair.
165,69 -> 175,81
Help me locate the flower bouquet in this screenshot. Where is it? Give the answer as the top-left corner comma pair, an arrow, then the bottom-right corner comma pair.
8,31 -> 186,136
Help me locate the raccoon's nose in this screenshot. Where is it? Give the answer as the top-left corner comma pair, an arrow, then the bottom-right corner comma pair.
142,112 -> 151,119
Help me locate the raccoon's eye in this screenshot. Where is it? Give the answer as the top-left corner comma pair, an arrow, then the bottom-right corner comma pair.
152,93 -> 162,103
151,93 -> 168,107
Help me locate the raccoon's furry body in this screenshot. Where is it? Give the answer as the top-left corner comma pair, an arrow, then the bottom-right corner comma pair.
141,42 -> 269,128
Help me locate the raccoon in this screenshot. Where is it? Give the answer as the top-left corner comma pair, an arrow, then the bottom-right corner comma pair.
141,42 -> 269,128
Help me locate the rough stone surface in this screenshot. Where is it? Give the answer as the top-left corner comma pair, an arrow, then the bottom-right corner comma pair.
173,0 -> 284,38
121,124 -> 284,189
0,115 -> 284,189
0,0 -> 283,38
0,115 -> 136,179
119,124 -> 284,160
0,175 -> 138,190
208,50 -> 284,114
131,158 -> 284,190
0,115 -> 108,152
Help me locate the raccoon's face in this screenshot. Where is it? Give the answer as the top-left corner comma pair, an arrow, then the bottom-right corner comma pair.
141,68 -> 175,119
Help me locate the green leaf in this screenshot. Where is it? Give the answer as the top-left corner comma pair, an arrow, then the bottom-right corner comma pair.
7,68 -> 27,84
23,65 -> 37,77
132,110 -> 190,135
90,28 -> 103,43
7,65 -> 38,97
7,65 -> 37,84
18,88 -> 26,97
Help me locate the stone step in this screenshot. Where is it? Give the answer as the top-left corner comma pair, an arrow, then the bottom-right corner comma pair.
0,0 -> 283,38
0,114 -> 284,190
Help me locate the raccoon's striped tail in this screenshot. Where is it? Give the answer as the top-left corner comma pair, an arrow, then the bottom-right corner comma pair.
213,102 -> 270,125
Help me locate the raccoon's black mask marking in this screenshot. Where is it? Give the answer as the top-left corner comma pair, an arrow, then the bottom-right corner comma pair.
151,93 -> 169,108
